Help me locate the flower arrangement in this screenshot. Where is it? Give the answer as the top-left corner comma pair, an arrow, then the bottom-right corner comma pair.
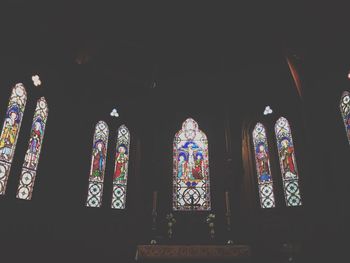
166,213 -> 176,239
206,213 -> 216,239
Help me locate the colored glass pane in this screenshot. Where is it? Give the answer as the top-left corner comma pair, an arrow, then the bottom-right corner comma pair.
111,125 -> 130,209
275,117 -> 302,207
86,121 -> 109,207
173,118 -> 211,211
340,91 -> 350,144
252,123 -> 275,208
17,97 -> 48,200
0,83 -> 27,195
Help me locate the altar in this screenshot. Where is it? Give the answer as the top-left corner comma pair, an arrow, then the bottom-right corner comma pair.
135,244 -> 251,262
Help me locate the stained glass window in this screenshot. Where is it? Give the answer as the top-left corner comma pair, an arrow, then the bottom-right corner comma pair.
17,97 -> 48,200
0,83 -> 27,195
111,125 -> 130,209
252,123 -> 275,208
86,121 -> 109,207
275,117 -> 302,207
173,118 -> 211,211
340,91 -> 350,144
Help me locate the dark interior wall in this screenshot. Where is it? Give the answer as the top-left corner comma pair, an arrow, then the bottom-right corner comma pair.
0,2 -> 349,263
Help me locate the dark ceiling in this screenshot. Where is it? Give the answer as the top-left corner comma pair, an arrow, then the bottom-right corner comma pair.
1,1 -> 350,102
2,2 -> 349,75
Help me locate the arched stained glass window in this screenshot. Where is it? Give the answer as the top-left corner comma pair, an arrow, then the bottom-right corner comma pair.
252,123 -> 275,208
340,91 -> 350,144
275,117 -> 302,207
173,118 -> 211,211
111,125 -> 130,209
86,121 -> 109,208
0,83 -> 27,195
17,97 -> 48,200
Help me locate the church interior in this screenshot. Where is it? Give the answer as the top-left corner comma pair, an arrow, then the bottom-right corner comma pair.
0,2 -> 348,263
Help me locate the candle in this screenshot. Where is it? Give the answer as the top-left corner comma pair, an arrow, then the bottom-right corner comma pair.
152,191 -> 157,213
225,191 -> 230,213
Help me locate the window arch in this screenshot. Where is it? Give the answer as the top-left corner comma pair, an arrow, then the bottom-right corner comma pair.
17,97 -> 48,200
173,118 -> 211,211
275,117 -> 302,207
0,83 -> 27,195
111,124 -> 130,209
86,121 -> 109,207
252,123 -> 275,208
340,91 -> 350,144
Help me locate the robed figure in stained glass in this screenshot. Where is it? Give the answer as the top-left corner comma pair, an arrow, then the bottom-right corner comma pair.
193,152 -> 204,180
256,143 -> 271,182
91,140 -> 106,180
279,138 -> 297,179
114,145 -> 128,181
0,106 -> 20,160
177,153 -> 187,179
24,118 -> 43,169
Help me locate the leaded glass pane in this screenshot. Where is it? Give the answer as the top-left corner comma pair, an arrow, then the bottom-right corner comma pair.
86,121 -> 109,208
17,97 -> 48,200
173,118 -> 211,211
340,91 -> 350,144
0,83 -> 27,195
275,117 -> 302,207
252,123 -> 275,208
111,125 -> 130,209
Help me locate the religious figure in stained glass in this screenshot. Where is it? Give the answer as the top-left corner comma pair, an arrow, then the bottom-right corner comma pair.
91,140 -> 107,179
111,125 -> 130,209
114,145 -> 128,181
252,123 -> 275,208
173,118 -> 211,211
0,83 -> 27,195
86,121 -> 109,207
0,106 -> 20,159
340,91 -> 350,144
279,138 -> 297,179
275,117 -> 302,207
17,97 -> 48,200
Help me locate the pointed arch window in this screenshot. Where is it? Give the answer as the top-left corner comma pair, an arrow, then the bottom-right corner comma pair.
275,117 -> 302,207
173,118 -> 211,211
252,123 -> 275,208
340,91 -> 350,144
111,125 -> 130,209
86,121 -> 109,208
17,97 -> 48,200
0,83 -> 27,195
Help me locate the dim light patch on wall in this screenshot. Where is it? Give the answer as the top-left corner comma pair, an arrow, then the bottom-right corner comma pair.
17,97 -> 48,200
173,118 -> 211,211
0,83 -> 27,195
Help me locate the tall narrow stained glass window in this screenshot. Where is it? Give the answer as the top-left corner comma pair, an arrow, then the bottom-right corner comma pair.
0,83 -> 27,195
173,118 -> 211,211
86,121 -> 109,207
111,125 -> 130,209
340,91 -> 350,144
17,97 -> 48,200
252,123 -> 275,208
275,117 -> 302,207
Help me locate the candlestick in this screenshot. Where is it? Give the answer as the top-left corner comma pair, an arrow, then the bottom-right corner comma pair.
225,191 -> 233,245
225,191 -> 230,213
152,191 -> 157,213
